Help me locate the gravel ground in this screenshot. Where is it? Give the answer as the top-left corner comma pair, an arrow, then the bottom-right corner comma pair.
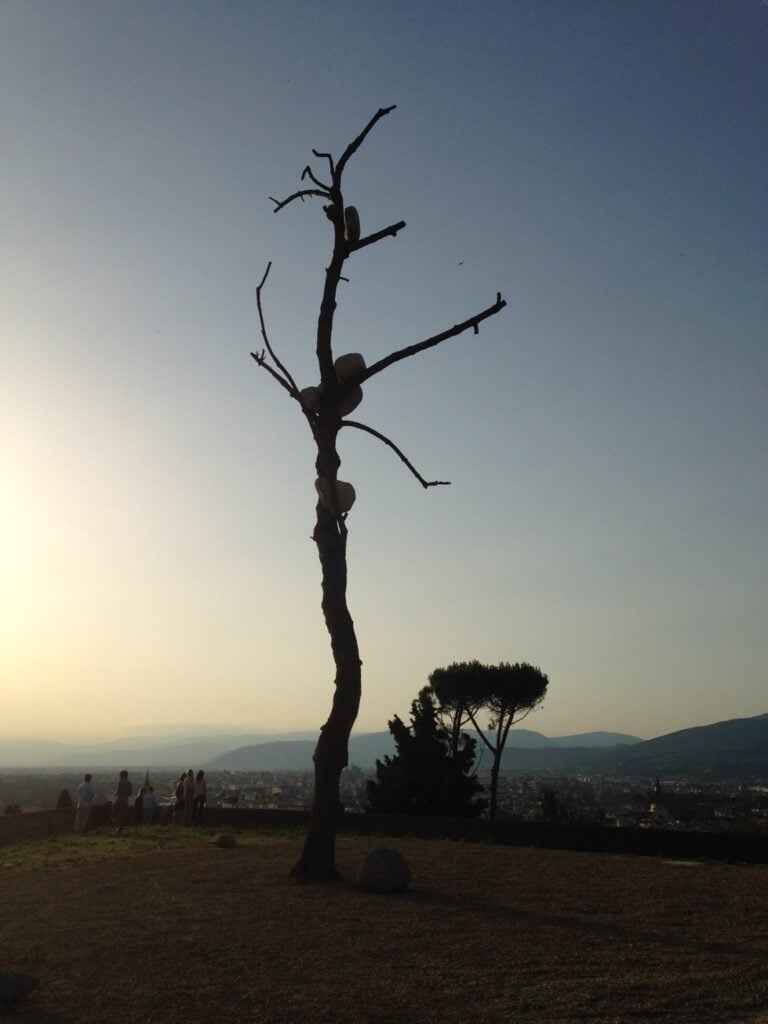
2,833 -> 768,1024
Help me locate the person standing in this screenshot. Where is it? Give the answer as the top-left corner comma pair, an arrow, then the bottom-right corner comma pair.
173,772 -> 187,825
142,786 -> 158,826
134,787 -> 145,827
75,773 -> 95,833
183,769 -> 194,825
112,770 -> 132,833
191,770 -> 207,826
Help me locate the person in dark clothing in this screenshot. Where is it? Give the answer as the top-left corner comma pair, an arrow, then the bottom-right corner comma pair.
113,771 -> 132,833
191,770 -> 207,826
173,772 -> 187,826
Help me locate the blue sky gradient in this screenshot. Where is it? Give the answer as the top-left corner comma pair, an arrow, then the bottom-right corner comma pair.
2,1 -> 766,742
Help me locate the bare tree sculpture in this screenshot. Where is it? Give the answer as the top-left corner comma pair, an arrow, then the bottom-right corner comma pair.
252,105 -> 506,882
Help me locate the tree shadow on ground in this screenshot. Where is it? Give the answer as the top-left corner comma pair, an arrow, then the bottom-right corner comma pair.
392,885 -> 764,959
4,1010 -> 71,1024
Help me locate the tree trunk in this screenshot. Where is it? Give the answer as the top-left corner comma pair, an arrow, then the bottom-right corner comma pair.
255,107 -> 506,881
489,756 -> 500,821
291,500 -> 361,882
488,712 -> 514,822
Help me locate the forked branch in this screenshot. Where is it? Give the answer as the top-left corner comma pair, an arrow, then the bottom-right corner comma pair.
254,263 -> 301,396
341,420 -> 450,489
312,149 -> 335,177
270,106 -> 395,217
301,165 -> 331,191
249,350 -> 295,398
465,707 -> 496,754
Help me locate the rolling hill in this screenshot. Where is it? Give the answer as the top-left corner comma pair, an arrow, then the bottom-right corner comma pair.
207,714 -> 768,778
209,729 -> 642,771
495,713 -> 768,778
599,712 -> 768,777
0,733 -> 318,769
4,715 -> 765,779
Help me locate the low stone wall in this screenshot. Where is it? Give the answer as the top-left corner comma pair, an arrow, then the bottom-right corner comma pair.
2,805 -> 765,864
347,811 -> 768,863
0,804 -> 309,846
0,804 -> 139,844
0,808 -> 80,846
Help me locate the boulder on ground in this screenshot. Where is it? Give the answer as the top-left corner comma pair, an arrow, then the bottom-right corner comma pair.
358,847 -> 411,893
213,833 -> 236,848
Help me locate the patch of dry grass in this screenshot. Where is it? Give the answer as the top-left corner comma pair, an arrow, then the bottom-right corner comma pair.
2,831 -> 768,1023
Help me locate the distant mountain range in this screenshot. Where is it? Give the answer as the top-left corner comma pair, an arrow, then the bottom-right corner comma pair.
209,729 -> 642,771
0,728 -> 639,770
2,714 -> 766,779
0,732 -> 318,770
490,714 -> 768,779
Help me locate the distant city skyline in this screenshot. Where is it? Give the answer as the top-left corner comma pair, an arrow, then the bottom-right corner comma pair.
2,2 -> 766,744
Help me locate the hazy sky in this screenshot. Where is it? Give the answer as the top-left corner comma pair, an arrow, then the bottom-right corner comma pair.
2,1 -> 766,744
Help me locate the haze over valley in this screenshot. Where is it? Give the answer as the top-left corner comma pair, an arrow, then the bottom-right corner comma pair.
3,714 -> 767,780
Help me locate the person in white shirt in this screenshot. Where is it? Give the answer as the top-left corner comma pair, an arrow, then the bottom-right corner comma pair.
75,773 -> 95,833
191,770 -> 207,826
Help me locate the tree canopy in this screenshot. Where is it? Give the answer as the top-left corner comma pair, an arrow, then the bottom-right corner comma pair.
366,687 -> 487,818
429,661 -> 549,819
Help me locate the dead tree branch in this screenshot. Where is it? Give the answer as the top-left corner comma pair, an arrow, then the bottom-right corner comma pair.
312,149 -> 335,177
342,294 -> 507,393
254,263 -> 301,396
341,420 -> 450,488
270,107 -> 395,216
302,165 -> 331,191
336,105 -> 396,180
347,220 -> 407,254
270,188 -> 330,212
252,264 -> 320,437
249,350 -> 295,398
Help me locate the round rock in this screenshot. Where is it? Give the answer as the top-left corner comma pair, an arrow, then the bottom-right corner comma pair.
359,847 -> 411,893
213,833 -> 236,848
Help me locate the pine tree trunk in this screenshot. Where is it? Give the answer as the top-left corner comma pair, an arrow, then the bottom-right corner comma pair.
489,757 -> 500,821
